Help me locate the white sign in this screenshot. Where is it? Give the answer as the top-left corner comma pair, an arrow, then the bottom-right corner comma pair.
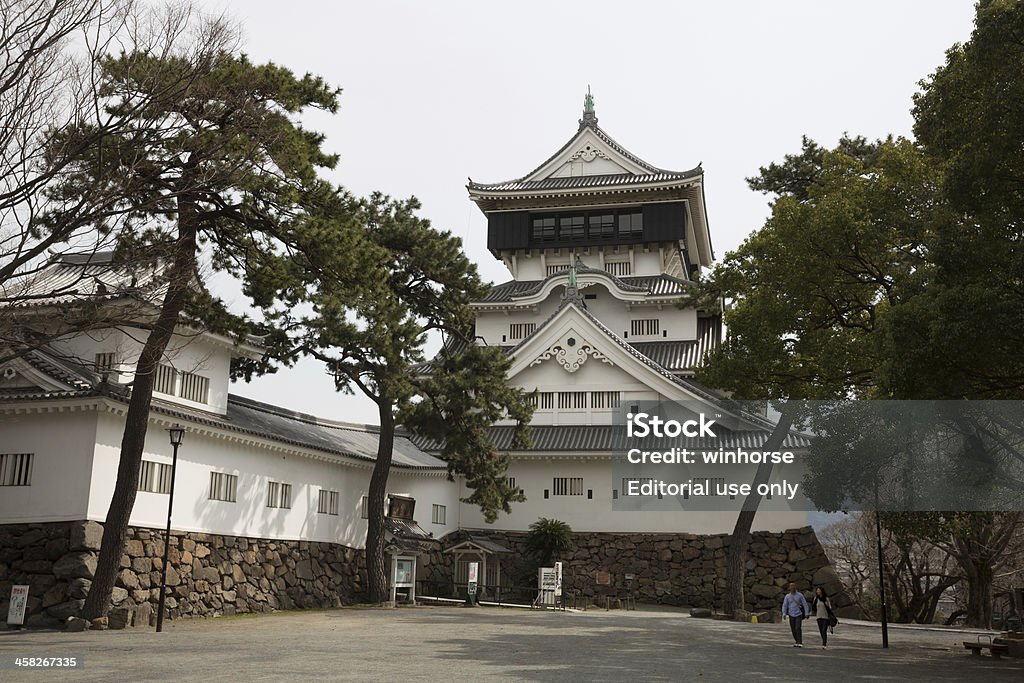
554,562 -> 563,597
467,561 -> 479,597
7,585 -> 29,626
538,567 -> 557,605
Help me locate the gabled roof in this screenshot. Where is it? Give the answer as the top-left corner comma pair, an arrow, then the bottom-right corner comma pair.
467,118 -> 701,194
2,251 -> 167,309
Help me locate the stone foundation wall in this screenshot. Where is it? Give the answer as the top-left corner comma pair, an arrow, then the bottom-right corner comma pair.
435,526 -> 860,616
0,521 -> 365,629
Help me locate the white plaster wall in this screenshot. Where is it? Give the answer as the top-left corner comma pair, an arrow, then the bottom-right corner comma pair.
459,458 -> 807,534
475,290 -> 697,347
0,410 -> 97,522
88,411 -> 460,546
50,328 -> 232,414
506,356 -> 660,426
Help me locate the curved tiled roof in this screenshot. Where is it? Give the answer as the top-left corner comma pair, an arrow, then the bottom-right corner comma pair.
468,171 -> 703,194
479,272 -> 692,304
0,347 -> 446,471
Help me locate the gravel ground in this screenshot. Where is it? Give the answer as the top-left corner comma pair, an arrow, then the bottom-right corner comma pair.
1,605 -> 1021,682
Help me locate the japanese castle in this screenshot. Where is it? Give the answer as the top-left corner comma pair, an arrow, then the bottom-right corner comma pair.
444,92 -> 806,534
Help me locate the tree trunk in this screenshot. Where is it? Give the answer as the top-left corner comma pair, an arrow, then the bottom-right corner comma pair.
364,401 -> 395,604
724,408 -> 795,617
81,199 -> 198,620
964,560 -> 993,628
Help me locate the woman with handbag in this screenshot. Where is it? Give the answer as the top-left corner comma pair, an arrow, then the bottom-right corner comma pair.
812,587 -> 836,649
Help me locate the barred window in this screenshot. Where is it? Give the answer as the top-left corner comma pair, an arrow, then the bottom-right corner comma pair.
179,371 -> 209,404
431,504 -> 446,525
318,489 -> 339,515
546,264 -> 570,277
557,391 -> 587,410
266,481 -> 292,509
630,318 -> 660,336
538,392 -> 554,410
209,471 -> 237,502
591,391 -> 621,409
138,460 -> 171,494
508,323 -> 536,340
604,261 -> 631,276
94,352 -> 117,373
553,477 -> 584,496
154,363 -> 177,395
0,453 -> 33,486
506,477 -> 517,491
361,495 -> 369,519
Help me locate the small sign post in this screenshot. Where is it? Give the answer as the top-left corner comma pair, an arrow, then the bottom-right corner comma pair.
7,585 -> 29,627
538,567 -> 557,606
554,562 -> 563,600
466,561 -> 479,606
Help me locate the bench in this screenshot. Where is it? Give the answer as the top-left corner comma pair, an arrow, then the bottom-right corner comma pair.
963,638 -> 1009,659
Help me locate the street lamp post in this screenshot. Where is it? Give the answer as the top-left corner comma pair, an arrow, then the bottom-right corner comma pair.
156,423 -> 185,633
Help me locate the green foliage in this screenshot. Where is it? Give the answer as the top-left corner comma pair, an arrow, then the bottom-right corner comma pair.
269,192 -> 534,522
902,0 -> 1024,399
698,138 -> 942,401
525,518 -> 573,567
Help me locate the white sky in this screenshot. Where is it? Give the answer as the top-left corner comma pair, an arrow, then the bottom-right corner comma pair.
205,0 -> 977,425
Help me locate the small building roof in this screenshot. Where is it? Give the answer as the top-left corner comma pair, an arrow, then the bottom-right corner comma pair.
444,536 -> 513,555
0,348 -> 448,471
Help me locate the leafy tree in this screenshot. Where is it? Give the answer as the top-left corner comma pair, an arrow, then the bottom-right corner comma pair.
524,518 -> 573,568
0,0 -> 162,362
904,0 -> 1024,399
73,12 -> 369,618
696,137 -> 940,616
269,193 -> 533,603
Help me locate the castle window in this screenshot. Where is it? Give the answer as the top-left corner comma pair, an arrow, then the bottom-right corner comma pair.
631,319 -> 660,336
138,460 -> 171,494
509,323 -> 536,340
266,481 -> 292,509
179,371 -> 209,403
553,477 -> 584,496
318,489 -> 339,515
591,391 -> 621,409
605,261 -> 631,277
532,216 -> 556,241
209,471 -> 237,502
547,263 -> 570,277
432,504 -> 446,525
589,213 -> 616,238
154,363 -> 177,395
557,391 -> 587,410
618,212 -> 643,237
94,352 -> 117,373
0,453 -> 33,486
559,215 -> 586,239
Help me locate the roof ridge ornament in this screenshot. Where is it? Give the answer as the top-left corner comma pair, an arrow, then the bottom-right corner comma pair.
579,85 -> 598,130
561,255 -> 587,308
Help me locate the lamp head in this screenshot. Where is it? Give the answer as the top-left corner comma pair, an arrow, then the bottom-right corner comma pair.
167,423 -> 185,447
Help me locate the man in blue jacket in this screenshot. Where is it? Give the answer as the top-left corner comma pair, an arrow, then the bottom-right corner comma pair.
782,583 -> 809,647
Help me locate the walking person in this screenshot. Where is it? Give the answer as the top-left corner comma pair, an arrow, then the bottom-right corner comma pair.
781,583 -> 809,647
812,587 -> 835,649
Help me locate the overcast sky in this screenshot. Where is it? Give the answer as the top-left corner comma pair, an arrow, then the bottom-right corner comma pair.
205,0 -> 977,425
